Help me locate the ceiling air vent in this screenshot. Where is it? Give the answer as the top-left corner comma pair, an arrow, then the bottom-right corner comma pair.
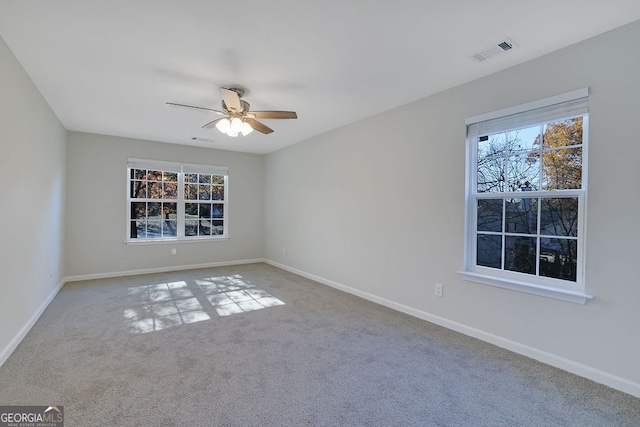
472,38 -> 518,62
498,40 -> 514,51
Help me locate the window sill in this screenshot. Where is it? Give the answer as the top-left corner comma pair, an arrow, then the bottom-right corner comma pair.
125,237 -> 229,246
458,271 -> 593,304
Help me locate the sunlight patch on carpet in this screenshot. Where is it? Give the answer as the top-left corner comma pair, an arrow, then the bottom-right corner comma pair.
124,275 -> 284,334
198,275 -> 285,317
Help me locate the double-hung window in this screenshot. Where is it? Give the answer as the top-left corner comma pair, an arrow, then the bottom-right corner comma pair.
127,159 -> 228,242
462,89 -> 592,304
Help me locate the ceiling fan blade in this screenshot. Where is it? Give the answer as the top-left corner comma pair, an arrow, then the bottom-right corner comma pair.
245,118 -> 274,134
221,88 -> 242,112
166,102 -> 225,115
202,117 -> 226,129
249,111 -> 297,119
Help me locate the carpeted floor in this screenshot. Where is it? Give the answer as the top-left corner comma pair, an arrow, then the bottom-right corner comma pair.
1,263 -> 638,426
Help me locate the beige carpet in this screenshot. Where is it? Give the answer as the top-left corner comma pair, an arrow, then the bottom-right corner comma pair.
1,263 -> 638,426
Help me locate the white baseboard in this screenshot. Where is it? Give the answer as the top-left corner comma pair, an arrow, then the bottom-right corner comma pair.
0,278 -> 66,368
264,259 -> 640,399
64,258 -> 265,283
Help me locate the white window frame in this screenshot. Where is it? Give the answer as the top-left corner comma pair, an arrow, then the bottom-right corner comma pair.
126,159 -> 229,244
460,89 -> 593,304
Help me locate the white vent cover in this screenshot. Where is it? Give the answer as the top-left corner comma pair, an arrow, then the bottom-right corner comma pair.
472,38 -> 518,62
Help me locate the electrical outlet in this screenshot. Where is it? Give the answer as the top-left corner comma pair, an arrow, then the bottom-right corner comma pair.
435,283 -> 444,297
171,248 -> 177,255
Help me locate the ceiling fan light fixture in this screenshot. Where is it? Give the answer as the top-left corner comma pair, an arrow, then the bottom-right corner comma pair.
214,117 -> 250,137
215,118 -> 230,133
241,121 -> 253,136
230,117 -> 243,133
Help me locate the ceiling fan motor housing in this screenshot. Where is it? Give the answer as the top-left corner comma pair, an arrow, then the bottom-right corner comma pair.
222,99 -> 250,115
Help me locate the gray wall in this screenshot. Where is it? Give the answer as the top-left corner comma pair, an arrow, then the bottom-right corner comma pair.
0,36 -> 67,363
65,132 -> 265,277
264,21 -> 640,390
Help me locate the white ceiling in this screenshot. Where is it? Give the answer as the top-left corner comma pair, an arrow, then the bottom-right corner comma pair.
1,1 -> 639,154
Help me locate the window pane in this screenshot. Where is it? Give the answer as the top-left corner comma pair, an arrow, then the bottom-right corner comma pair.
199,174 -> 212,184
480,130 -> 540,158
148,181 -> 164,199
148,202 -> 162,220
211,220 -> 224,235
163,181 -> 177,199
135,219 -> 148,238
185,183 -> 198,200
505,154 -> 540,192
477,234 -> 502,269
199,185 -> 211,200
505,236 -> 536,275
505,197 -> 537,234
540,238 -> 577,282
478,134 -> 505,160
199,204 -> 211,218
163,171 -> 178,182
212,175 -> 224,185
540,198 -> 578,237
477,199 -> 502,232
131,180 -> 147,199
511,125 -> 543,152
130,220 -> 142,238
199,220 -> 211,236
542,117 -> 583,149
542,147 -> 582,190
146,221 -> 162,238
147,170 -> 163,181
212,186 -> 224,201
212,204 -> 224,219
185,219 -> 198,236
477,156 -> 505,193
163,203 -> 177,218
131,202 -> 146,219
132,169 -> 147,180
163,220 -> 177,237
185,203 -> 198,217
185,173 -> 198,183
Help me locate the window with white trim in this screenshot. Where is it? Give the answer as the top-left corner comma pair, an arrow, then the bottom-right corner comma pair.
462,89 -> 591,303
127,159 -> 228,242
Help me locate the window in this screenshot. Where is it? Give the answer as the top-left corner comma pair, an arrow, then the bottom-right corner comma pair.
462,89 -> 592,304
127,159 -> 228,242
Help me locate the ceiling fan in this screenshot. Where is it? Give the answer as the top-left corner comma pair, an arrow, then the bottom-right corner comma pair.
166,87 -> 297,137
